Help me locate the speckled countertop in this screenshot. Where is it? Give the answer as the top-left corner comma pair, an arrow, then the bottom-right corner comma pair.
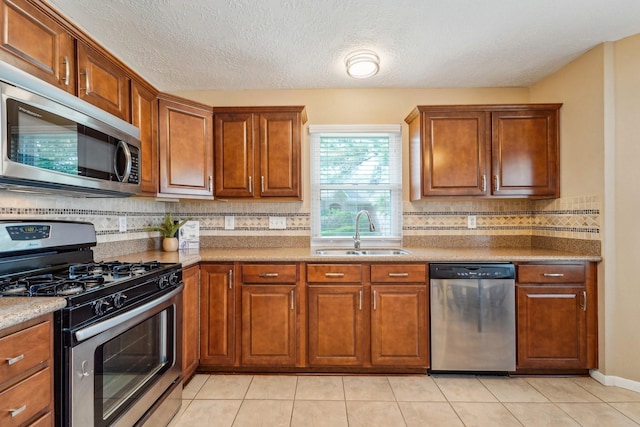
102,247 -> 602,266
0,297 -> 66,330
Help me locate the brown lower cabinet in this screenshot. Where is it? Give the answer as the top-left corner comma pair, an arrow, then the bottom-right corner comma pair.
181,265 -> 200,380
199,264 -> 236,367
516,262 -> 597,372
240,264 -> 298,366
307,263 -> 429,369
0,314 -> 54,427
307,284 -> 365,366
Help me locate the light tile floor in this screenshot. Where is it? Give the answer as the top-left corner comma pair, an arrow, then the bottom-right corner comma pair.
168,374 -> 640,426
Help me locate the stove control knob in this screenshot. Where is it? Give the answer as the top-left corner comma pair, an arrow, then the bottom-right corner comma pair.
93,299 -> 110,316
168,272 -> 180,286
113,292 -> 127,308
158,276 -> 169,289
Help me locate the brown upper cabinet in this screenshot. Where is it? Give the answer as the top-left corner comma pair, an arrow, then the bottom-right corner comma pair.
405,104 -> 561,199
76,40 -> 130,121
0,0 -> 76,94
158,95 -> 214,198
213,106 -> 307,199
131,80 -> 158,195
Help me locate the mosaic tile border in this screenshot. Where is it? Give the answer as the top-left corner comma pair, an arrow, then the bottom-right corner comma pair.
0,193 -> 602,247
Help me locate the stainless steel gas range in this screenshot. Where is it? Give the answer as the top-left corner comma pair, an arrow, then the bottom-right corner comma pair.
0,220 -> 183,427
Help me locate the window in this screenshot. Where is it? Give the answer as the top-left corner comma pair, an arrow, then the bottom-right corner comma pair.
310,124 -> 402,247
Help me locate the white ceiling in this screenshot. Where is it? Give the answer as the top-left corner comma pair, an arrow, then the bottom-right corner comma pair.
48,0 -> 640,92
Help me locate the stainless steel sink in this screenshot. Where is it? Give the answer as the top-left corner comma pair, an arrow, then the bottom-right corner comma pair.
314,248 -> 410,256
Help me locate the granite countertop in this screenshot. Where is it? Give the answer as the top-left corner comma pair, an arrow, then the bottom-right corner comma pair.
103,246 -> 602,266
0,297 -> 66,331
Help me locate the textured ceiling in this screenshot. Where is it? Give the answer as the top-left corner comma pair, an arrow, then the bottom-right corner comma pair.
48,0 -> 640,92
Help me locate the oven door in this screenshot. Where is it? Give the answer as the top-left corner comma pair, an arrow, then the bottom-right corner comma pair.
69,284 -> 182,427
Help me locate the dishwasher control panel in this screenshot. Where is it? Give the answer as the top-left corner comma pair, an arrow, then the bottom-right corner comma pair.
429,263 -> 515,279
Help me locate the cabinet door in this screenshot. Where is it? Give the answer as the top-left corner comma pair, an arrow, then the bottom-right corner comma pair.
0,0 -> 75,94
131,80 -> 158,195
158,97 -> 213,197
517,286 -> 587,369
200,264 -> 235,366
241,285 -> 297,366
76,41 -> 130,120
181,265 -> 199,379
257,112 -> 301,198
492,108 -> 559,197
213,113 -> 254,198
307,285 -> 365,366
371,285 -> 428,367
419,111 -> 490,197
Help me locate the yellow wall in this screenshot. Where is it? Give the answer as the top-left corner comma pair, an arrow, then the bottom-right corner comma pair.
529,46 -> 605,198
612,34 -> 640,383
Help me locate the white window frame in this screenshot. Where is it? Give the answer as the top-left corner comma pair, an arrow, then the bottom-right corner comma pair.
309,124 -> 402,248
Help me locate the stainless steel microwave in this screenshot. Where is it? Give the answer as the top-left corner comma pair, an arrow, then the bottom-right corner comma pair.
0,61 -> 141,197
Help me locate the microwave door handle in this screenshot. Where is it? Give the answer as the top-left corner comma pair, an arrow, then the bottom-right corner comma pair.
114,140 -> 132,182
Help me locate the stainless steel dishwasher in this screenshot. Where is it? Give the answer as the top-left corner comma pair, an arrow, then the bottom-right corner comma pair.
429,263 -> 516,373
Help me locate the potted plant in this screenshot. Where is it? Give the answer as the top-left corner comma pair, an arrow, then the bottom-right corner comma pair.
146,214 -> 191,251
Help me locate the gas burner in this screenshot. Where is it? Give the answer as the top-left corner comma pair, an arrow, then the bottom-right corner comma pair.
30,280 -> 87,296
0,284 -> 28,295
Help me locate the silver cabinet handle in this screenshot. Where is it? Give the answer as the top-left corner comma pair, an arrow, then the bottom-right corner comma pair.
581,290 -> 587,311
543,273 -> 565,277
80,67 -> 90,93
388,273 -> 409,277
325,272 -> 344,278
209,176 -> 213,192
290,290 -> 295,310
5,354 -> 24,365
9,405 -> 26,418
258,272 -> 279,278
261,176 -> 265,193
358,289 -> 363,310
62,56 -> 70,86
373,290 -> 377,310
481,174 -> 487,192
494,175 -> 500,192
248,176 -> 253,194
228,269 -> 233,290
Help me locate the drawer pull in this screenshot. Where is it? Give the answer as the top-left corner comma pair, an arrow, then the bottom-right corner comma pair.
9,405 -> 26,417
543,273 -> 565,277
5,354 -> 24,365
258,272 -> 279,278
325,272 -> 345,278
388,272 -> 409,277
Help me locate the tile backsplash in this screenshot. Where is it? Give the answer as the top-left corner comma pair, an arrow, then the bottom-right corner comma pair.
0,192 -> 600,255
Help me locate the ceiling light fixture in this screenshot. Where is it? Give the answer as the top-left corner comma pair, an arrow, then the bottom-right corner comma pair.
345,50 -> 380,79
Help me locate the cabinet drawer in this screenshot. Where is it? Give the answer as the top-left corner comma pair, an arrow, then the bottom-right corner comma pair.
0,366 -> 51,427
518,264 -> 585,284
0,321 -> 50,385
371,264 -> 426,283
307,264 -> 362,283
242,264 -> 297,283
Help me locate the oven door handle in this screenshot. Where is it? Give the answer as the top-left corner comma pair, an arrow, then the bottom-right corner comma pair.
74,283 -> 183,343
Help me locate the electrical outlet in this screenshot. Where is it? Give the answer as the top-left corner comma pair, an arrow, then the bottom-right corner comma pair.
269,216 -> 286,230
224,216 -> 235,230
467,215 -> 477,229
118,216 -> 127,232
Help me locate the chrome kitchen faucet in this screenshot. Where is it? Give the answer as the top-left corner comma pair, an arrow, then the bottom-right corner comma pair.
353,210 -> 376,249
